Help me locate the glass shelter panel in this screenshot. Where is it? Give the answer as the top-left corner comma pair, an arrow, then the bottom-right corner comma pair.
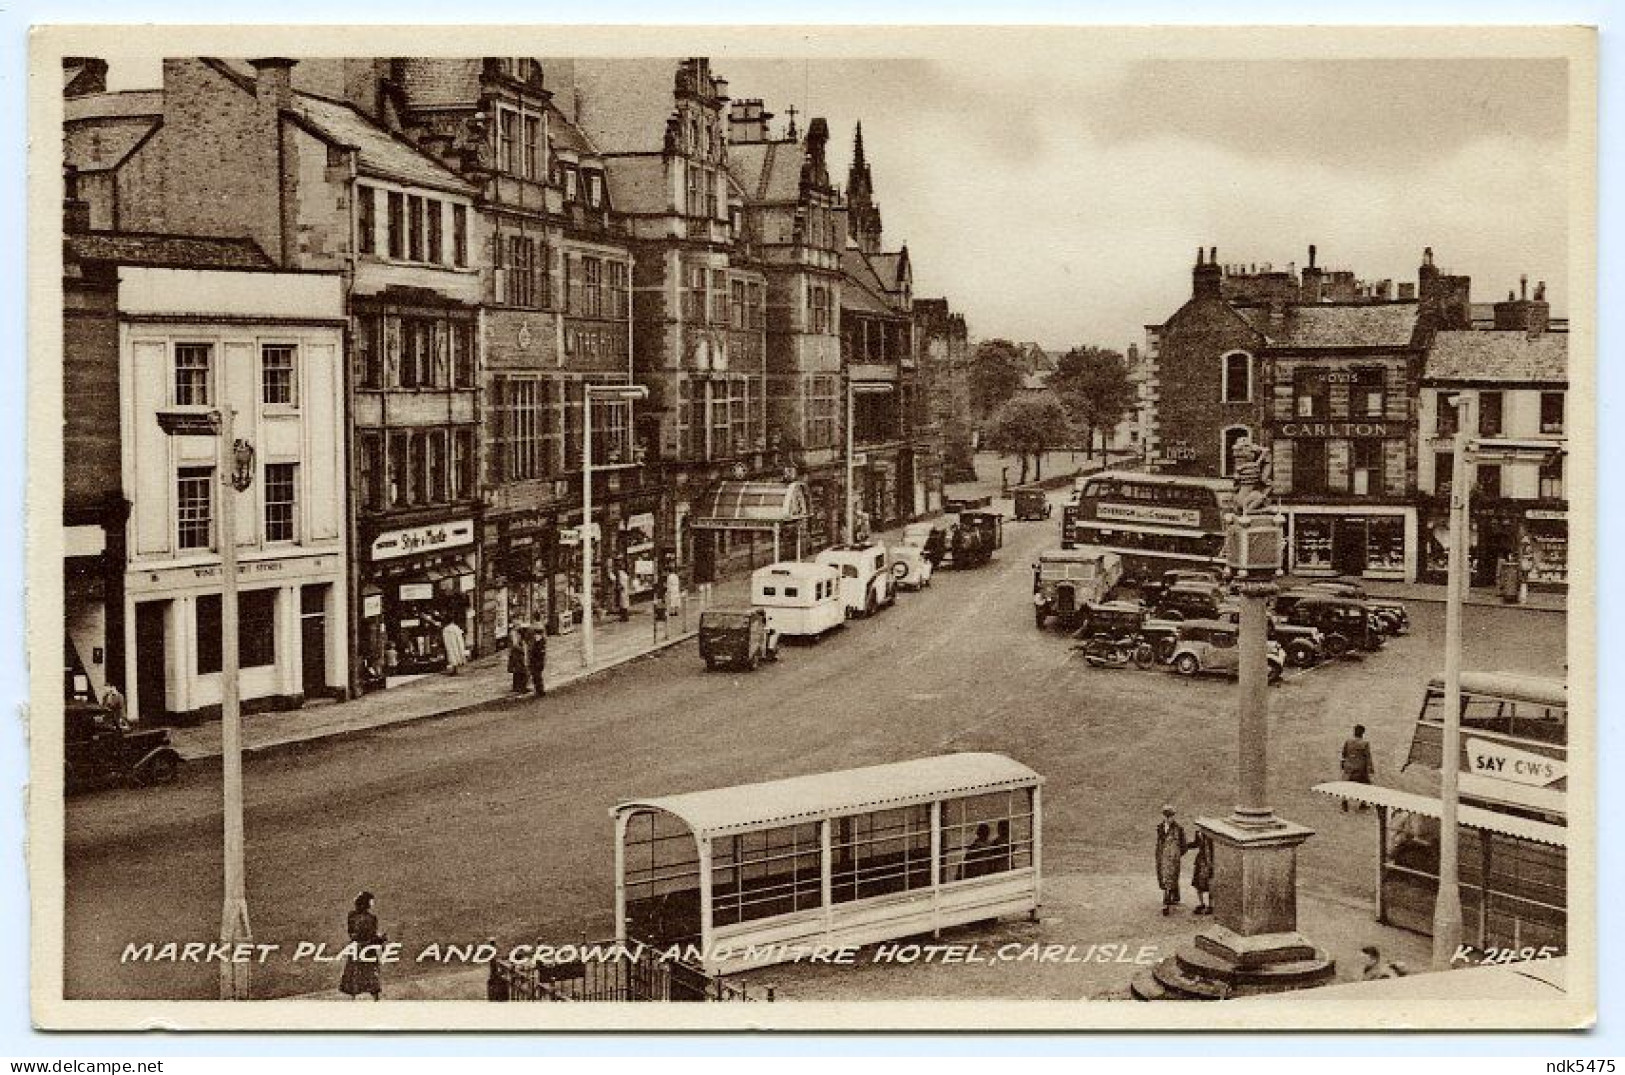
710,822 -> 822,927
622,809 -> 702,949
939,789 -> 1035,883
830,805 -> 931,903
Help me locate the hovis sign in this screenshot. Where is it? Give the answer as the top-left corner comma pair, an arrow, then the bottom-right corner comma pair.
371,519 -> 475,561
1465,736 -> 1565,788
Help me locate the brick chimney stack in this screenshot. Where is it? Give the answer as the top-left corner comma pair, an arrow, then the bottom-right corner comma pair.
249,57 -> 296,113
1192,245 -> 1222,300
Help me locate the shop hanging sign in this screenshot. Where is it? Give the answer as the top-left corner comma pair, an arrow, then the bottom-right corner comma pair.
1097,502 -> 1201,528
1464,737 -> 1565,788
1525,509 -> 1567,522
1279,421 -> 1391,439
371,519 -> 475,562
558,523 -> 602,547
399,582 -> 435,601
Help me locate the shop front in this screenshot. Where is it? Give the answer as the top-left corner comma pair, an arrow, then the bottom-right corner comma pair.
1521,508 -> 1568,590
360,517 -> 478,689
690,480 -> 811,578
124,551 -> 348,723
1417,499 -> 1563,590
1284,505 -> 1415,581
488,515 -> 555,650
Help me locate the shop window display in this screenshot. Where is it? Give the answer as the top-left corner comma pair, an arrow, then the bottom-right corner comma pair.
1365,517 -> 1406,573
1293,516 -> 1334,572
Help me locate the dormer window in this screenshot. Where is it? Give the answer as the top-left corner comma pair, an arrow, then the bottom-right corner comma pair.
565,167 -> 579,202
584,171 -> 602,209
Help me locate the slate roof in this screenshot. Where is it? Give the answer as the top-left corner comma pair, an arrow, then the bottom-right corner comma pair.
727,139 -> 802,204
64,90 -> 163,123
291,95 -> 476,196
868,251 -> 909,293
841,247 -> 904,318
65,231 -> 275,270
1424,330 -> 1568,385
546,101 -> 598,158
602,154 -> 668,214
1272,302 -> 1420,350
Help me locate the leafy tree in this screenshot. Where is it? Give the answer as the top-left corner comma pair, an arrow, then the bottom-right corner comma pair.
1050,346 -> 1135,460
984,394 -> 1070,484
967,339 -> 1027,422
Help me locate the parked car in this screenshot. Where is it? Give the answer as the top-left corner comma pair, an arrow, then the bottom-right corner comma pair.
1153,580 -> 1228,622
1033,547 -> 1125,629
64,701 -> 182,793
751,561 -> 845,639
1297,579 -> 1410,635
1275,592 -> 1386,656
1215,603 -> 1325,667
1167,620 -> 1286,682
698,607 -> 780,671
900,522 -> 949,568
816,542 -> 898,618
1012,486 -> 1053,521
890,544 -> 934,590
1139,568 -> 1224,609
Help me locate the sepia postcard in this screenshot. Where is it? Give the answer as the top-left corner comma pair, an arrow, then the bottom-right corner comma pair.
26,22 -> 1596,1031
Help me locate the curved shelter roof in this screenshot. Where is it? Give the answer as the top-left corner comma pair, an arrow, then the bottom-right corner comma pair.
614,752 -> 1043,839
691,480 -> 810,531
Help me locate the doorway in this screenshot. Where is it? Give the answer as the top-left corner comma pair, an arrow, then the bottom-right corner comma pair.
300,584 -> 329,700
1334,518 -> 1369,577
134,601 -> 168,722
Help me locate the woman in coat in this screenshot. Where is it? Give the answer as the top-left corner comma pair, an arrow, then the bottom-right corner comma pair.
1190,830 -> 1215,915
441,617 -> 468,675
339,891 -> 385,1000
507,628 -> 530,692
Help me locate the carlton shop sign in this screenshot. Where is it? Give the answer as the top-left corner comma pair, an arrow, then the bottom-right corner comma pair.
1465,737 -> 1565,788
1279,421 -> 1391,439
1097,502 -> 1201,528
371,519 -> 475,562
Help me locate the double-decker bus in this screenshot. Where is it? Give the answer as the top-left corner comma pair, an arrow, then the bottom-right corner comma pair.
1060,471 -> 1233,582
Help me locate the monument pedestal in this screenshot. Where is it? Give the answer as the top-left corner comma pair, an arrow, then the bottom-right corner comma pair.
1133,816 -> 1336,1001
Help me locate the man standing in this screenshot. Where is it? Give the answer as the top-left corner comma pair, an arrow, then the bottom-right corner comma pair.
1155,805 -> 1192,915
527,626 -> 548,697
507,627 -> 530,693
665,564 -> 685,632
1340,724 -> 1375,811
615,565 -> 632,622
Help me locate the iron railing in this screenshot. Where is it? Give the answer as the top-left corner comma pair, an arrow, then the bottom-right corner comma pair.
491,941 -> 765,1002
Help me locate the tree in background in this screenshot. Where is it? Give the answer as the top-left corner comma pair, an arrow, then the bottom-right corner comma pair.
967,339 -> 1027,423
1051,346 -> 1135,460
984,394 -> 1071,485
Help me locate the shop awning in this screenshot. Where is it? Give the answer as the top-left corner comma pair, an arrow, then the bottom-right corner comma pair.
1311,781 -> 1568,848
690,480 -> 810,532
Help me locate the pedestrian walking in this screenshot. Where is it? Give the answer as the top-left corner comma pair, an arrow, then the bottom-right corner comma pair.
527,626 -> 548,697
664,566 -> 685,631
507,628 -> 531,693
652,589 -> 668,642
339,891 -> 386,1000
1190,829 -> 1214,915
1340,724 -> 1374,811
615,566 -> 632,623
440,616 -> 468,675
1155,805 -> 1193,915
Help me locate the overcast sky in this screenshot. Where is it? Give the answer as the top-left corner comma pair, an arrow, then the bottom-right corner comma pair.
108,53 -> 1569,352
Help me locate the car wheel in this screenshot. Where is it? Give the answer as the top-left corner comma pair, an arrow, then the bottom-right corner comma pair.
1288,641 -> 1317,667
1132,642 -> 1158,669
1174,653 -> 1200,676
1161,609 -> 1184,622
1323,633 -> 1351,659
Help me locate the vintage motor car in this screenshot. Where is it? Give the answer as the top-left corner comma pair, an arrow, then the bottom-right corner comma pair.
1033,547 -> 1125,629
889,544 -> 934,590
64,701 -> 182,793
698,607 -> 780,671
1297,579 -> 1410,635
1275,592 -> 1386,656
1215,603 -> 1325,667
1138,568 -> 1224,608
1167,620 -> 1286,682
1012,485 -> 1053,522
942,510 -> 1003,569
900,522 -> 949,568
1152,579 -> 1228,622
815,542 -> 898,618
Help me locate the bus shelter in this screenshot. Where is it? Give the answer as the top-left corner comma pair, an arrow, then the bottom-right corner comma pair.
612,753 -> 1044,973
690,480 -> 811,565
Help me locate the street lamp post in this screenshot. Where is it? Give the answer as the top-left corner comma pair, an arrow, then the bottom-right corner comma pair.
1433,393 -> 1477,969
846,380 -> 894,544
156,406 -> 254,1000
580,384 -> 648,668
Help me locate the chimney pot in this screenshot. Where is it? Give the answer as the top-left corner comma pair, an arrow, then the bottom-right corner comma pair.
1308,243 -> 1317,268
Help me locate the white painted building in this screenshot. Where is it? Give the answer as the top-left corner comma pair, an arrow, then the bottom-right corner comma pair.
120,267 -> 349,722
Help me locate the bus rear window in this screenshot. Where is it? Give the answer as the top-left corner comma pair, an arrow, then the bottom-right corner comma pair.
784,587 -> 799,598
761,586 -> 776,596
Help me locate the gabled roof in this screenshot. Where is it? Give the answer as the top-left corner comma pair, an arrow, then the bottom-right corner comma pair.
64,90 -> 163,123
1272,302 -> 1421,350
65,231 -> 275,271
1424,330 -> 1568,385
868,250 -> 910,294
602,154 -> 668,214
545,100 -> 599,159
840,247 -> 903,317
726,139 -> 802,204
290,94 -> 475,197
